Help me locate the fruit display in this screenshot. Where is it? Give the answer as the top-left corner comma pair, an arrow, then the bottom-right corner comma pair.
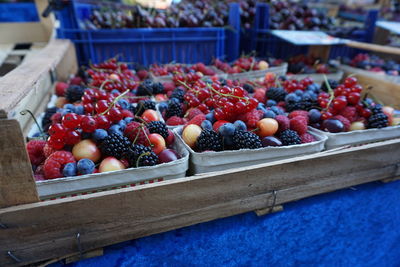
150,63 -> 221,78
213,56 -> 271,74
286,55 -> 336,75
83,0 -> 229,29
26,58 -> 185,181
342,53 -> 400,76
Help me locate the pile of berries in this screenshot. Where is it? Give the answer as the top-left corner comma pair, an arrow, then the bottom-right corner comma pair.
287,55 -> 333,75
150,63 -> 217,77
181,109 -> 319,153
311,76 -> 397,133
26,59 -> 183,181
213,57 -> 270,74
343,53 -> 400,76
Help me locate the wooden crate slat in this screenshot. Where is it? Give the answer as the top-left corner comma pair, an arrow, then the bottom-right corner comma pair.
0,119 -> 39,209
0,138 -> 399,266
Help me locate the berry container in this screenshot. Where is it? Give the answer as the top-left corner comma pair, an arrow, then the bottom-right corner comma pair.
149,66 -> 228,83
35,138 -> 189,200
287,70 -> 344,83
56,1 -> 240,66
174,126 -> 327,175
338,64 -> 400,85
226,63 -> 288,81
311,125 -> 400,150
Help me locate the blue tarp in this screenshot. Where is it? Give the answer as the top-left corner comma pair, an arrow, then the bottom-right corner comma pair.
54,180 -> 400,266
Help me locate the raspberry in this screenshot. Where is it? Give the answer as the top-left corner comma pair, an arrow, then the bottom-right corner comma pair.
124,122 -> 150,145
300,133 -> 316,143
26,140 -> 46,166
43,143 -> 58,158
55,82 -> 68,97
275,115 -> 290,133
288,110 -> 309,123
333,115 -> 351,131
186,114 -> 206,128
245,109 -> 263,128
34,174 -> 45,181
290,116 -> 308,135
43,151 -> 75,179
163,82 -> 175,92
50,112 -> 62,124
254,88 -> 266,103
186,108 -> 204,120
166,116 -> 185,126
340,106 -> 357,122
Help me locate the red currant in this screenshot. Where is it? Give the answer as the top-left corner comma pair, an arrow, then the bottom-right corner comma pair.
235,101 -> 246,113
233,87 -> 245,97
332,96 -> 347,111
214,108 -> 226,121
83,103 -> 94,114
344,77 -> 357,88
321,111 -> 333,120
95,115 -> 111,129
81,116 -> 97,132
62,113 -> 80,129
95,100 -> 109,113
64,130 -> 81,145
48,123 -> 66,137
108,107 -> 123,122
347,92 -> 360,105
361,108 -> 372,118
47,136 -> 64,150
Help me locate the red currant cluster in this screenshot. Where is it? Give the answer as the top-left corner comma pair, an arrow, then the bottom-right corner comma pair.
214,56 -> 270,74
151,63 -> 216,78
282,77 -> 314,93
317,77 -> 364,121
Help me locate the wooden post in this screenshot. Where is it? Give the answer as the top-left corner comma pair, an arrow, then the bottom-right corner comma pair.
0,119 -> 39,208
308,45 -> 331,61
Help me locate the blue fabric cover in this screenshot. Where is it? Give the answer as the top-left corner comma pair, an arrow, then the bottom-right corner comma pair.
58,181 -> 400,266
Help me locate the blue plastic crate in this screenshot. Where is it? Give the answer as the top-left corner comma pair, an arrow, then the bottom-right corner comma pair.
56,1 -> 239,66
0,3 -> 39,22
251,3 -> 378,60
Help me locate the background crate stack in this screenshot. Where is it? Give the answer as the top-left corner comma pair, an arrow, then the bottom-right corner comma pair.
56,0 -> 240,66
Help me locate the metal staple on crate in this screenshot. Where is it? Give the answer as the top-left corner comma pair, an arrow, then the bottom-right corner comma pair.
7,251 -> 21,263
76,232 -> 83,259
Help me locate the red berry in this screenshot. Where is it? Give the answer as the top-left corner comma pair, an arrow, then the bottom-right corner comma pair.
321,111 -> 333,120
332,97 -> 347,111
65,130 -> 81,145
198,89 -> 210,101
48,123 -> 66,138
83,103 -> 94,114
47,136 -> 64,150
361,108 -> 372,118
214,108 -> 226,121
351,85 -> 363,93
62,113 -> 80,129
290,116 -> 308,135
235,101 -> 246,113
26,140 -> 46,166
95,115 -> 111,129
95,100 -> 109,113
43,151 -> 75,179
108,107 -> 123,122
223,101 -> 235,114
81,116 -> 97,132
233,87 -> 245,97
347,92 -> 360,105
344,77 -> 357,88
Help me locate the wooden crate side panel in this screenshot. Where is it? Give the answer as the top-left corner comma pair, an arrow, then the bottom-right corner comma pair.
0,139 -> 399,266
0,120 -> 38,209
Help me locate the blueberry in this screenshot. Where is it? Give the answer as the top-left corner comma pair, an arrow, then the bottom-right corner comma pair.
93,129 -> 108,143
266,99 -> 277,107
285,93 -> 300,103
111,89 -> 120,95
117,99 -> 129,110
158,102 -> 168,112
63,104 -> 75,112
295,90 -> 303,96
309,109 -> 321,123
271,106 -> 284,115
257,103 -> 266,110
124,117 -> 134,124
60,108 -> 72,116
206,111 -> 216,123
77,159 -> 95,175
118,120 -> 127,131
109,125 -> 123,135
219,123 -> 235,137
201,120 -> 213,130
234,120 -> 247,131
264,110 -> 276,119
63,162 -> 77,177
75,105 -> 84,115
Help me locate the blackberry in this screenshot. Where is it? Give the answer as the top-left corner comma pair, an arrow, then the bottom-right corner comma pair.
166,100 -> 183,118
368,113 -> 389,128
65,85 -> 85,103
285,101 -> 302,112
370,104 -> 383,115
170,88 -> 185,102
243,83 -> 254,93
152,82 -> 164,94
321,79 -> 339,92
196,129 -> 223,152
101,133 -> 131,159
279,130 -> 301,146
266,87 -> 287,102
233,130 -> 262,150
147,121 -> 169,139
136,100 -> 156,116
137,80 -> 153,96
125,144 -> 158,167
42,107 -> 58,130
299,97 -> 317,111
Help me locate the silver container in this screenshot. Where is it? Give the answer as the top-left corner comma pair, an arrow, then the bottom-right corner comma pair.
287,70 -> 343,83
175,126 -> 327,175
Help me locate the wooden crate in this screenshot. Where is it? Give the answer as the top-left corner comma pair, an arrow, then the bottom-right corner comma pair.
0,39 -> 400,266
